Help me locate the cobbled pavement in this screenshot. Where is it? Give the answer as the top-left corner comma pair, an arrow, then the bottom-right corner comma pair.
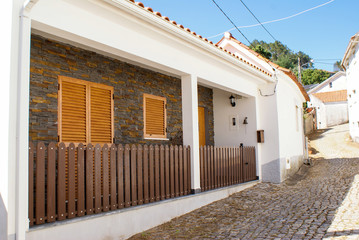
130,124 -> 359,240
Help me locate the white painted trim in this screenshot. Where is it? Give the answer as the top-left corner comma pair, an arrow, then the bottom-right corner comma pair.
101,0 -> 274,83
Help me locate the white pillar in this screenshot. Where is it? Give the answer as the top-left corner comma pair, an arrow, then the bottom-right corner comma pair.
0,1 -> 15,239
15,9 -> 32,240
181,75 -> 201,192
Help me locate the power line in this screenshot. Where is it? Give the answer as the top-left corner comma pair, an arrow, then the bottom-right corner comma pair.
210,0 -> 253,47
312,61 -> 335,65
239,0 -> 276,42
208,0 -> 335,39
313,59 -> 340,61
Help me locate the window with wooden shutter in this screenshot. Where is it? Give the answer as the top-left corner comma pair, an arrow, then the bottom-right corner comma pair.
58,76 -> 114,144
143,93 -> 167,139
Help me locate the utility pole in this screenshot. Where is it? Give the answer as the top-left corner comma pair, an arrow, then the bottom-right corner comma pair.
298,57 -> 302,83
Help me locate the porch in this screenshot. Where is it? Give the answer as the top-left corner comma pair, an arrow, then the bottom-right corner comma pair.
29,142 -> 257,226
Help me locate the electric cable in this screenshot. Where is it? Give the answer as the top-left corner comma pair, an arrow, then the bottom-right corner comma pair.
239,0 -> 276,42
208,0 -> 335,39
210,0 -> 253,47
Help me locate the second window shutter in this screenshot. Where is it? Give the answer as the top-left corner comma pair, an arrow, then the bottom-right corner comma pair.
89,85 -> 113,144
144,94 -> 166,138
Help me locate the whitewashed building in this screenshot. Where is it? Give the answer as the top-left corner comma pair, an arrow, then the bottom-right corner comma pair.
307,71 -> 348,129
1,1 -> 308,240
217,32 -> 310,183
342,32 -> 359,143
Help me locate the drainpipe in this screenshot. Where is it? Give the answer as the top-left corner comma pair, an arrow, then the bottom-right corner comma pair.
15,1 -> 38,239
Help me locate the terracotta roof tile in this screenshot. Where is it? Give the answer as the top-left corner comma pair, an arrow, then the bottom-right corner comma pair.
128,0 -> 271,77
313,90 -> 347,103
216,34 -> 310,101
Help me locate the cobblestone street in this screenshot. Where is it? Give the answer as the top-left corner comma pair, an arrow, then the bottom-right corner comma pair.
130,124 -> 359,239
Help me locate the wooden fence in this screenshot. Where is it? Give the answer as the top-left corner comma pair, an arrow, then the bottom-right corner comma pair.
199,146 -> 257,191
29,142 -> 191,226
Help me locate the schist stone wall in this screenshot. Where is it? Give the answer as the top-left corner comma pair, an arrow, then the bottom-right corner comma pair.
29,34 -> 214,145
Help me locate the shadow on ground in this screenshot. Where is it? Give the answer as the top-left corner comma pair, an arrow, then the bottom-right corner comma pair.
307,128 -> 332,141
130,158 -> 359,239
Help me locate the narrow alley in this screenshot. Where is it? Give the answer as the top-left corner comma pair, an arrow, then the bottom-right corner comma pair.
130,124 -> 359,239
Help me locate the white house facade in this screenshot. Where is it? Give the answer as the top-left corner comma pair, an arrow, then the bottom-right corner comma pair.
342,32 -> 359,143
217,33 -> 309,183
1,1 -> 308,240
308,71 -> 348,129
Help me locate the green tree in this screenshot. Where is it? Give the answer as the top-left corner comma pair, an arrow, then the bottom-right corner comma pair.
299,69 -> 333,85
252,45 -> 272,59
250,40 -> 312,71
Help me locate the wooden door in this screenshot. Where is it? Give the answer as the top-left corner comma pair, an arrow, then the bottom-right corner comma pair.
198,107 -> 206,146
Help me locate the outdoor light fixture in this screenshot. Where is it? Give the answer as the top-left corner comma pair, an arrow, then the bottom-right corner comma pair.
229,95 -> 236,107
243,117 -> 248,125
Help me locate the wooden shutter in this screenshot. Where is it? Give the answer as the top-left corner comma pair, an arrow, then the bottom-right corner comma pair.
143,94 -> 167,139
59,77 -> 87,144
90,84 -> 113,144
58,76 -> 114,144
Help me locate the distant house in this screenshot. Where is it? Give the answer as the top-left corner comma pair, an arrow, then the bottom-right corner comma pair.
308,72 -> 348,129
342,32 -> 359,143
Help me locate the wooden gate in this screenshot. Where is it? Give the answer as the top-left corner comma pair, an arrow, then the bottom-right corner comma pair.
199,145 -> 257,191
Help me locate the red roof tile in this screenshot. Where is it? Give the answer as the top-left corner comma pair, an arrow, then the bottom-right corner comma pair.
217,33 -> 310,102
313,90 -> 347,103
127,0 -> 272,77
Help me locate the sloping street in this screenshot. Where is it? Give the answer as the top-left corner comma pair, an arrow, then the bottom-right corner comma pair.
130,124 -> 359,239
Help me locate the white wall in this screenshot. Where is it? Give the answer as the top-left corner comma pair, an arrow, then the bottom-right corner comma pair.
313,73 -> 347,93
311,95 -> 327,129
26,181 -> 257,240
325,102 -> 349,127
1,0 -> 28,240
218,34 -> 307,183
311,96 -> 348,129
346,44 -> 359,142
213,89 -> 257,147
30,0 -> 268,97
0,1 -> 13,239
276,72 -> 305,181
255,87 -> 281,183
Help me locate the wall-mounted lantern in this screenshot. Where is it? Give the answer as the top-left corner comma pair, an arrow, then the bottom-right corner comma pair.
243,117 -> 248,125
229,95 -> 236,107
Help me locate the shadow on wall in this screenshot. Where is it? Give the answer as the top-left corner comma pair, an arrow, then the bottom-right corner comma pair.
261,159 -> 281,183
0,193 -> 8,240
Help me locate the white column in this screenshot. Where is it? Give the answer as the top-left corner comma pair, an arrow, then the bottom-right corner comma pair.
181,75 -> 201,192
15,10 -> 32,240
0,1 -> 15,239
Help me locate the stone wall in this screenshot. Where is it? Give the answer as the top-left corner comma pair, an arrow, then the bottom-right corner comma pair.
29,34 -> 214,145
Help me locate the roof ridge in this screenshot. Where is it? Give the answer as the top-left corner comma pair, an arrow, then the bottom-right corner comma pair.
127,0 -> 272,77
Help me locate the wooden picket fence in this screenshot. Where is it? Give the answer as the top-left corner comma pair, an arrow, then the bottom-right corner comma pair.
199,146 -> 257,191
29,142 -> 191,226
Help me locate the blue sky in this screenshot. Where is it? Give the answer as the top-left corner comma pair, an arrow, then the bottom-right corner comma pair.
139,0 -> 359,71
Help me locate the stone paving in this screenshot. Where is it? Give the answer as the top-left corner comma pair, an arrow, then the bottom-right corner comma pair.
130,124 -> 359,240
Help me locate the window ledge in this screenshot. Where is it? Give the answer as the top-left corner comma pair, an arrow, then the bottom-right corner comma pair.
144,137 -> 170,141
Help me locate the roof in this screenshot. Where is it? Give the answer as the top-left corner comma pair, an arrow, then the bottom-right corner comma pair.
342,32 -> 359,69
127,0 -> 272,77
307,71 -> 345,94
217,33 -> 310,102
312,90 -> 347,103
304,83 -> 319,92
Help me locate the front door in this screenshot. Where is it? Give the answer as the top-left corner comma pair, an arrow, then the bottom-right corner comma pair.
198,107 -> 206,146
